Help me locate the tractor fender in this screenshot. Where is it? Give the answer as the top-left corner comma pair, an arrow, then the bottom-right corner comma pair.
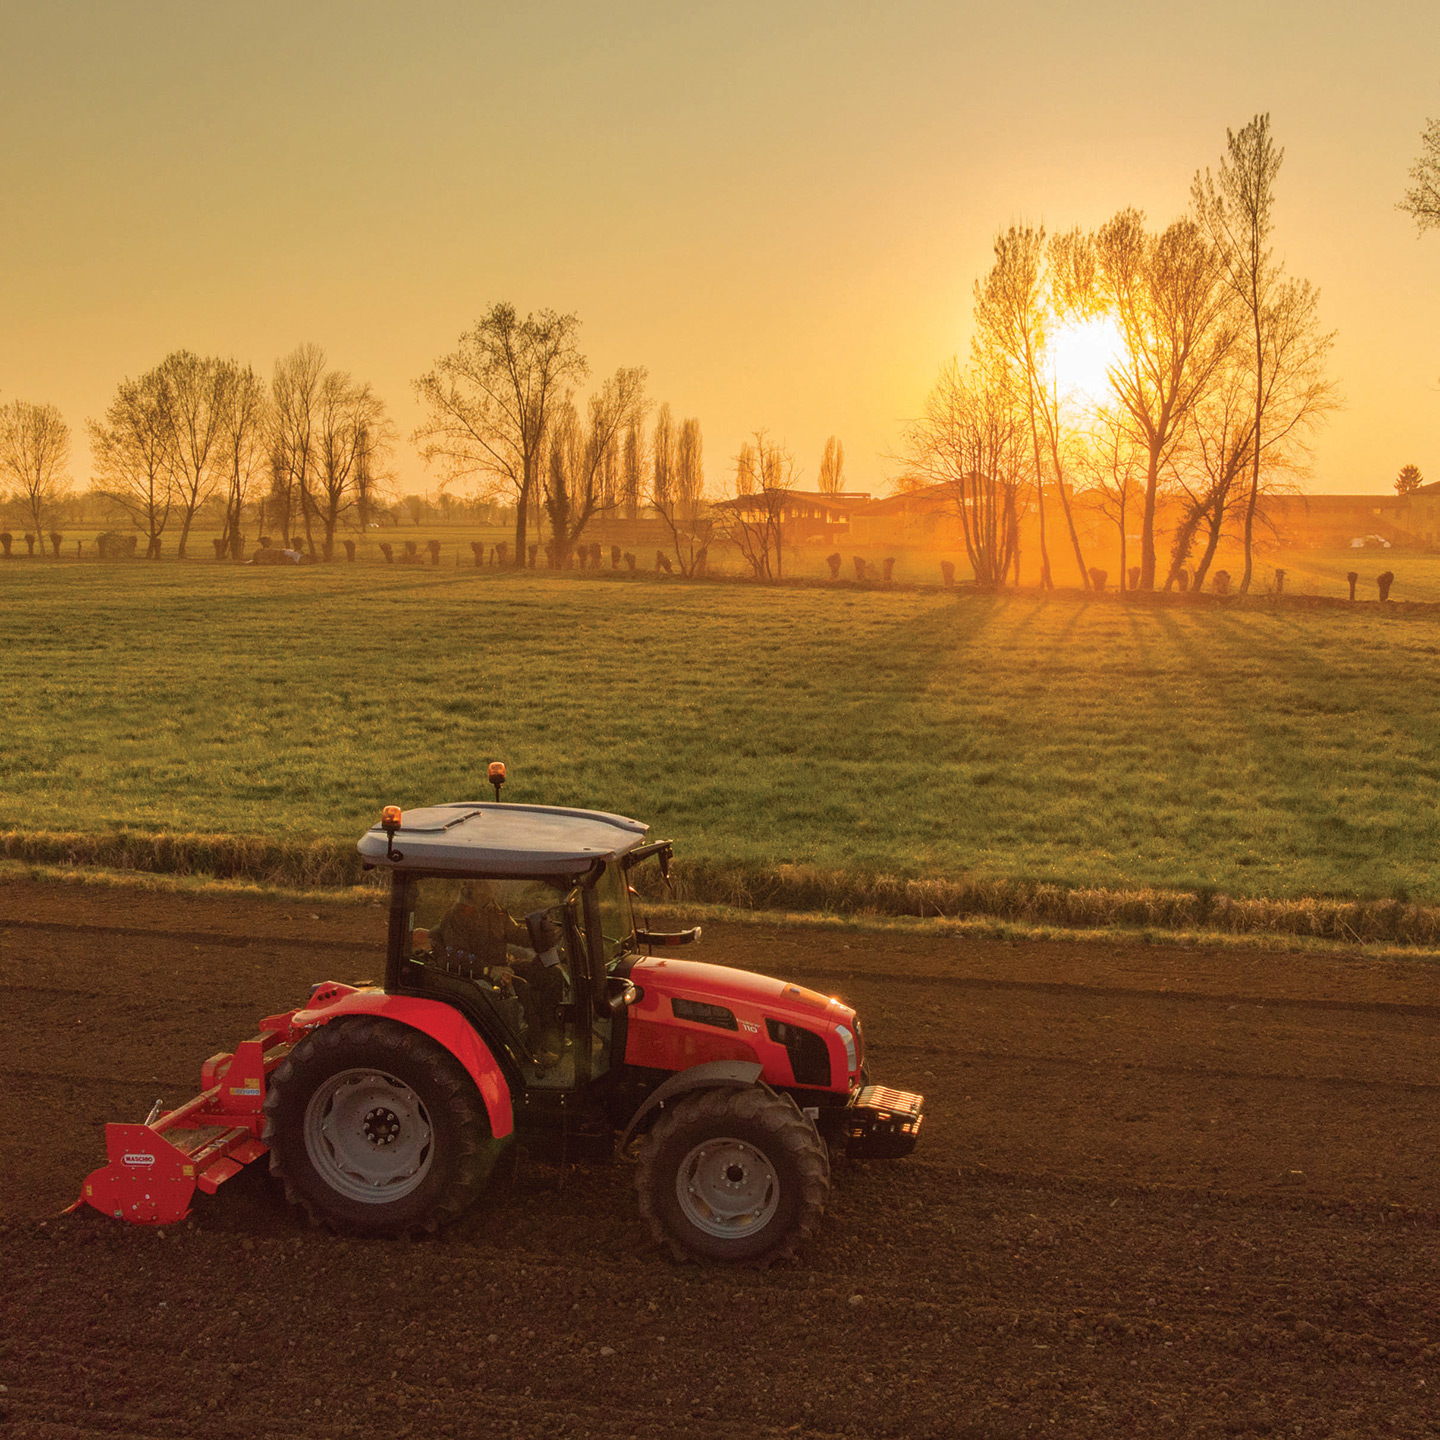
290,990 -> 513,1139
617,1060 -> 768,1153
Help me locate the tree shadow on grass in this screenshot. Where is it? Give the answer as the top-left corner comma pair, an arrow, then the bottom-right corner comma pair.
1147,605 -> 1440,900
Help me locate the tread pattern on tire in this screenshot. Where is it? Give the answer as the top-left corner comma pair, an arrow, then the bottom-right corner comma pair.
634,1086 -> 830,1266
263,1015 -> 494,1237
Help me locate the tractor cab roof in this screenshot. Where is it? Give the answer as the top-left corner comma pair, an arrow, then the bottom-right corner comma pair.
357,802 -> 649,877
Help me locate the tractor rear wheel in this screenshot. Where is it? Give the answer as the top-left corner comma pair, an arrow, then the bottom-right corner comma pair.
263,1016 -> 496,1236
635,1086 -> 830,1264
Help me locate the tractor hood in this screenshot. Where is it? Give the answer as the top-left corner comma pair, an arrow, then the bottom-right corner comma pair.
624,955 -> 862,1090
629,956 -> 846,1024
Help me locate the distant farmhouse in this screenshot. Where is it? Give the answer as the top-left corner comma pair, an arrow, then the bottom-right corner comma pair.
848,485 -> 958,548
846,483 -> 1440,553
711,490 -> 873,545
1266,486 -> 1440,549
708,481 -> 1440,555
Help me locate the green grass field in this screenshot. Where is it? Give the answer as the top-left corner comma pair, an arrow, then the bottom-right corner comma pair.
3,558 -> 1439,904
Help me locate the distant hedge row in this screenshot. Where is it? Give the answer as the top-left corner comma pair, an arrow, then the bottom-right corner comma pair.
7,828 -> 1440,946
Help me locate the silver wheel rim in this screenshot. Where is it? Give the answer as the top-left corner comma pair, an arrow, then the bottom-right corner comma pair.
303,1067 -> 434,1204
675,1136 -> 780,1239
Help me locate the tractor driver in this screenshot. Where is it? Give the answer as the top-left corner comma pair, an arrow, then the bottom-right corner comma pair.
427,882 -> 528,969
424,883 -> 566,1065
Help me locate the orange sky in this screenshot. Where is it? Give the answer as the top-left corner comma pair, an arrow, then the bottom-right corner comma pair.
2,2 -> 1437,499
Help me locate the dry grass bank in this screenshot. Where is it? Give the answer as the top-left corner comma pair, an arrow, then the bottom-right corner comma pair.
9,829 -> 1440,947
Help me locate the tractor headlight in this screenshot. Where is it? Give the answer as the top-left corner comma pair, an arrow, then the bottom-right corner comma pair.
835,1024 -> 858,1073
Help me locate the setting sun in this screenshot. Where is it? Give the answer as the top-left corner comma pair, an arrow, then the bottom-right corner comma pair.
1048,314 -> 1126,408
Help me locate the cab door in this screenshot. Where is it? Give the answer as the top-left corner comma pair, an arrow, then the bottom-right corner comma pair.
581,859 -> 639,1080
396,873 -> 589,1091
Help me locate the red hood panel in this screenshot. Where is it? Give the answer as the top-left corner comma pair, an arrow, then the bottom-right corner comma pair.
624,955 -> 857,1091
630,956 -> 839,1024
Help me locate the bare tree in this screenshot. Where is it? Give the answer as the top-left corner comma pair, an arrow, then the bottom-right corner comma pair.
1073,404 -> 1144,591
0,405 -> 64,546
598,427 -> 621,511
651,402 -> 675,510
675,417 -> 704,511
655,498 -> 714,578
818,435 -> 845,494
154,351 -> 226,559
353,415 -> 392,537
1192,115 -> 1336,594
734,440 -> 757,496
972,227 -> 1055,588
1167,359 -> 1254,591
543,403 -> 582,566
899,359 -> 1029,590
1400,118 -> 1440,234
1090,208 -> 1237,589
657,416 -> 711,575
268,343 -> 327,554
1246,276 -> 1339,521
215,361 -> 267,559
314,373 -> 387,557
541,367 -> 646,564
621,418 -> 644,519
413,304 -> 586,565
974,225 -> 1094,589
716,432 -> 794,579
90,374 -> 173,557
0,400 -> 71,543
261,435 -> 289,543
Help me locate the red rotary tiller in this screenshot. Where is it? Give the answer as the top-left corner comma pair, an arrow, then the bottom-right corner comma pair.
76,1018 -> 295,1225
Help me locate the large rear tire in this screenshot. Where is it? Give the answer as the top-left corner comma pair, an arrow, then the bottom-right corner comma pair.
263,1016 -> 496,1236
635,1086 -> 830,1264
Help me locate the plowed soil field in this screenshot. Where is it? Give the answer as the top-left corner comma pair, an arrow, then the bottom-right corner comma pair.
3,878 -> 1440,1439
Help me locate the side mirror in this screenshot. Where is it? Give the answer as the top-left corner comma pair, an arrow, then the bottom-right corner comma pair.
526,910 -> 563,967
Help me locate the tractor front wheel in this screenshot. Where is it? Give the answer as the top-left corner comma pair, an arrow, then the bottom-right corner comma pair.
635,1086 -> 830,1264
263,1016 -> 496,1236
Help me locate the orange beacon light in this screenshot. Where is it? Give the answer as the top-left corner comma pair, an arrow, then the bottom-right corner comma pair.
380,805 -> 403,861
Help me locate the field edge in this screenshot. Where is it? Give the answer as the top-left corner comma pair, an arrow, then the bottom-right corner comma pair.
8,841 -> 1440,956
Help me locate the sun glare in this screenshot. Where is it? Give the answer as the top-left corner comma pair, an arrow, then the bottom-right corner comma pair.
1047,314 -> 1125,408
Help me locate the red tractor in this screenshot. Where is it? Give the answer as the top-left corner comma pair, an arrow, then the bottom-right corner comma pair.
79,791 -> 924,1263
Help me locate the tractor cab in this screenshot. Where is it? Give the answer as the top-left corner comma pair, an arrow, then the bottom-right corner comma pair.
359,802 -> 676,1103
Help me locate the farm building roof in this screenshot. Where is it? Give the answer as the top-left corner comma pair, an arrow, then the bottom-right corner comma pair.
711,489 -> 872,515
357,802 -> 649,876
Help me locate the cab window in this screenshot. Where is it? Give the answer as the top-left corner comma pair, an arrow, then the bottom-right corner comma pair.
402,875 -> 580,1089
593,860 -> 635,970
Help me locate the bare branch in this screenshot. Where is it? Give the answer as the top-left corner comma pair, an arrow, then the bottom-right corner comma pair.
1400,117 -> 1440,235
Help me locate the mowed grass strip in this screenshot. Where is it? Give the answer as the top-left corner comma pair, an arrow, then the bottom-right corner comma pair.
2,562 -> 1437,903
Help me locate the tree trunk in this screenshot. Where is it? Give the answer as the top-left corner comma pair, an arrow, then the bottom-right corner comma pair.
1043,403 -> 1089,589
1117,493 -> 1128,592
512,471 -> 530,566
1139,445 -> 1162,590
1024,402 -> 1053,591
300,483 -> 318,559
1164,503 -> 1206,589
1240,468 -> 1260,594
1192,504 -> 1225,590
1240,268 -> 1266,594
1054,478 -> 1089,589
